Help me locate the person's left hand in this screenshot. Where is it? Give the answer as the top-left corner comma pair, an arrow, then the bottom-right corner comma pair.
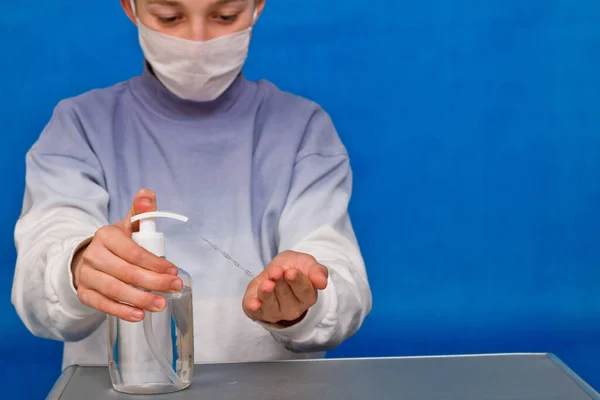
242,250 -> 329,326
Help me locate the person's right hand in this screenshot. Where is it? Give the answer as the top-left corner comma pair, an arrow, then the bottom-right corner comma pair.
71,189 -> 183,322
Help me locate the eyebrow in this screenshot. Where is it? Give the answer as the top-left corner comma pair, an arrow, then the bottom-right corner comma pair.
211,0 -> 246,7
146,0 -> 247,9
147,0 -> 184,7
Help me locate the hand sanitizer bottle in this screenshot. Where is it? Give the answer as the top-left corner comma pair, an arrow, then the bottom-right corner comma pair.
107,211 -> 194,394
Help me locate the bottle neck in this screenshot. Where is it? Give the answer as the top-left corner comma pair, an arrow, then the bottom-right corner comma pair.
132,232 -> 165,257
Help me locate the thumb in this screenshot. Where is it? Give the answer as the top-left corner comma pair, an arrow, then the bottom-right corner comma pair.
123,188 -> 157,235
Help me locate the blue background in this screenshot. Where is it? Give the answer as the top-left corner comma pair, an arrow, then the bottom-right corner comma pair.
2,0 -> 600,398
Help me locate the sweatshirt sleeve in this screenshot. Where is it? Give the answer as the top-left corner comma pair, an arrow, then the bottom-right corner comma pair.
263,107 -> 372,352
11,100 -> 110,342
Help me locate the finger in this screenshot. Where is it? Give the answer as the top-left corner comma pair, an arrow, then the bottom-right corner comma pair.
284,267 -> 316,305
267,265 -> 285,281
308,264 -> 329,290
241,277 -> 263,319
78,288 -> 145,322
247,298 -> 262,313
257,279 -> 281,322
242,296 -> 263,320
273,275 -> 301,311
90,245 -> 182,293
83,268 -> 167,312
95,226 -> 177,275
123,189 -> 157,235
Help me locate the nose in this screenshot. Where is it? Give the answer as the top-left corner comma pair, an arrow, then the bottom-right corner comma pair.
187,18 -> 208,42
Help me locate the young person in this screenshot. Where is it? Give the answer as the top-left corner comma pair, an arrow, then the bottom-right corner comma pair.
12,0 -> 372,370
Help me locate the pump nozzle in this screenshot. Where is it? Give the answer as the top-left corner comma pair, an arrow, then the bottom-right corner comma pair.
131,211 -> 189,231
130,211 -> 189,257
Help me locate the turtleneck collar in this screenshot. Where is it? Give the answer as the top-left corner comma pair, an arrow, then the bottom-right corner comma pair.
128,62 -> 251,121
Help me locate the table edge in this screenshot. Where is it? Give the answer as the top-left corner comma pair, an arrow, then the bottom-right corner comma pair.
46,353 -> 598,399
46,365 -> 77,400
52,352 -> 552,370
548,353 -> 600,400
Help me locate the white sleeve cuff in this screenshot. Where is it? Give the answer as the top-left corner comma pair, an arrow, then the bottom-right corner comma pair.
49,236 -> 98,318
259,281 -> 334,342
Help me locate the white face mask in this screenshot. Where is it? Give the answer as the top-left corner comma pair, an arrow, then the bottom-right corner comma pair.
130,0 -> 256,102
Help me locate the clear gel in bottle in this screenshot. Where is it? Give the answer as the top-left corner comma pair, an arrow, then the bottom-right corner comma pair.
108,211 -> 194,394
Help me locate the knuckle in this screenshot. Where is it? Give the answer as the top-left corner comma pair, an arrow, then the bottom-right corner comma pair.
162,260 -> 176,273
155,275 -> 172,291
145,293 -> 160,308
95,226 -> 110,241
301,252 -> 317,263
108,303 -> 128,319
105,281 -> 124,300
77,289 -> 90,305
132,288 -> 153,305
81,250 -> 98,267
274,250 -> 293,262
147,274 -> 161,290
119,266 -> 138,285
263,264 -> 275,275
152,260 -> 169,274
129,247 -> 145,266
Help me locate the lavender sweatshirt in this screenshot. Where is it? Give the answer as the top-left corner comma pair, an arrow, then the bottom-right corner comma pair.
12,66 -> 372,370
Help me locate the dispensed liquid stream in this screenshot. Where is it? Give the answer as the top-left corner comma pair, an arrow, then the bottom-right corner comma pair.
184,223 -> 256,279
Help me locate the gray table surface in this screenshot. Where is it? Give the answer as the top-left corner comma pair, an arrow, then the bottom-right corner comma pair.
47,353 -> 599,400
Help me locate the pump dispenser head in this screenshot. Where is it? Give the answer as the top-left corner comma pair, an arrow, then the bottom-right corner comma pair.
131,211 -> 189,257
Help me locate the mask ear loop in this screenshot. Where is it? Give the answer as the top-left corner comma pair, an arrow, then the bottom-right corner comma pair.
130,0 -> 139,20
252,8 -> 258,25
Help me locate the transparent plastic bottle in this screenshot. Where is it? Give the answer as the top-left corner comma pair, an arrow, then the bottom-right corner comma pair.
107,211 -> 194,394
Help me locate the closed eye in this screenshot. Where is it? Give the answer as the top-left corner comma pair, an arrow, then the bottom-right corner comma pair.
215,14 -> 239,23
157,15 -> 182,24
